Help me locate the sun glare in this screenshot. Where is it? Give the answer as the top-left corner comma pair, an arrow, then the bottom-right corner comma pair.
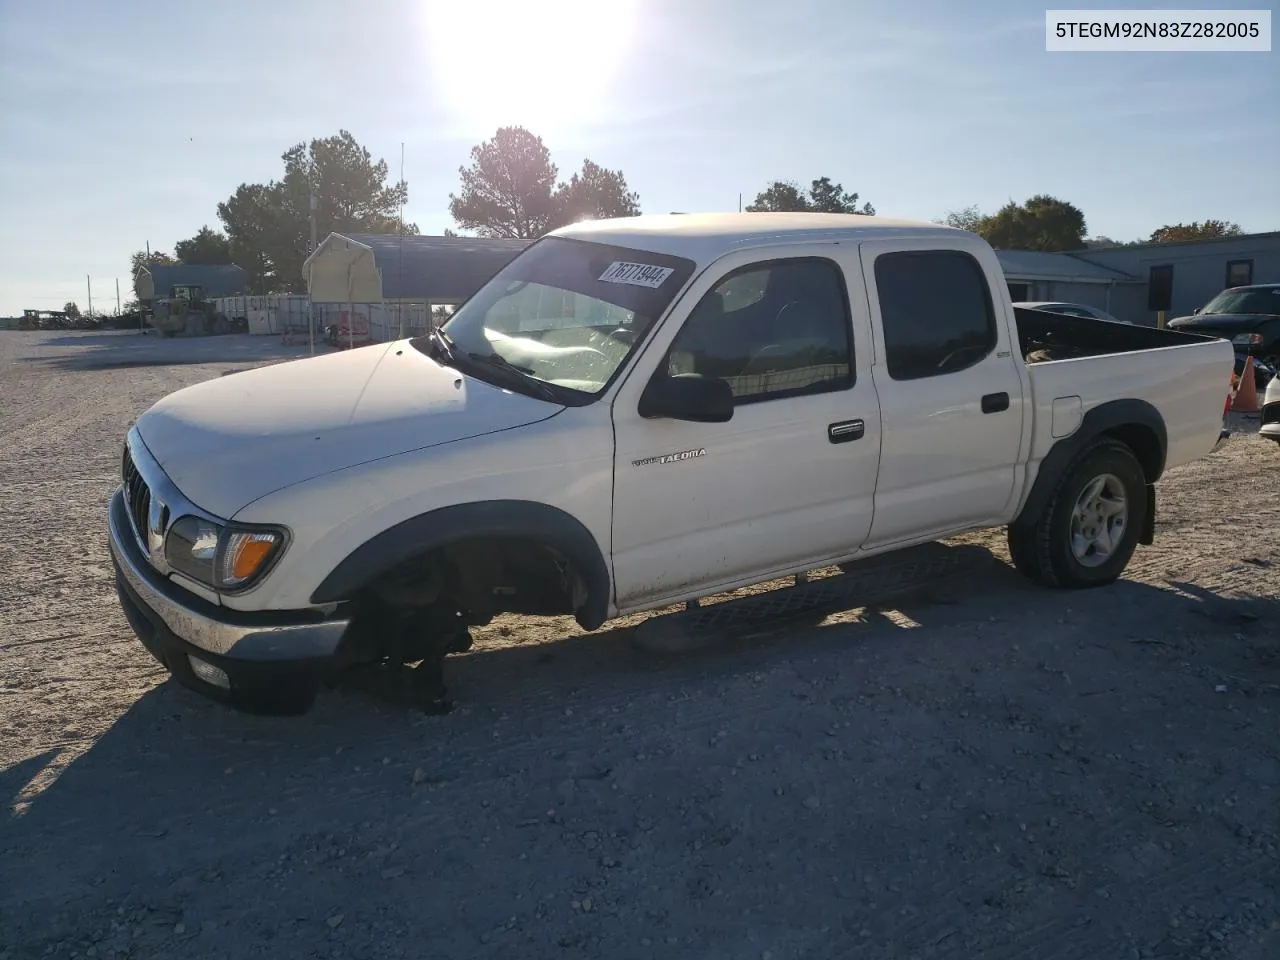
423,0 -> 640,137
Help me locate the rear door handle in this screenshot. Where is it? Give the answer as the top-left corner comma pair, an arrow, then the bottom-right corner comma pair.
828,419 -> 865,443
981,392 -> 1010,414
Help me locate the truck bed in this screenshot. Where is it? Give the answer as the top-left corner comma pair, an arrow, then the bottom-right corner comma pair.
1014,307 -> 1214,364
1015,307 -> 1235,475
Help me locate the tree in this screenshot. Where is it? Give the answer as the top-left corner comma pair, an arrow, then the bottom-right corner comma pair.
807,176 -> 874,215
976,195 -> 1087,251
745,177 -> 874,215
935,205 -> 983,232
215,130 -> 417,293
129,249 -> 177,300
744,181 -> 809,213
1148,220 -> 1243,243
555,158 -> 640,226
63,301 -> 80,318
1085,235 -> 1139,248
448,127 -> 560,239
447,126 -> 641,239
216,184 -> 278,294
175,226 -> 233,264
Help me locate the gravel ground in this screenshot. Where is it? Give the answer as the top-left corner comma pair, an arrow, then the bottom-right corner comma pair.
2,330 -> 1278,960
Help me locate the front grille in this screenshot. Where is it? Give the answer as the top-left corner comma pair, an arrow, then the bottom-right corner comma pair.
1262,401 -> 1280,427
121,444 -> 152,550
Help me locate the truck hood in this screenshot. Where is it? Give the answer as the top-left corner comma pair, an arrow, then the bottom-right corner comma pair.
1168,313 -> 1277,332
134,340 -> 563,518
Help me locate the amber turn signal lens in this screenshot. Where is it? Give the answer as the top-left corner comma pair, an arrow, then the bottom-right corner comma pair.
218,531 -> 281,588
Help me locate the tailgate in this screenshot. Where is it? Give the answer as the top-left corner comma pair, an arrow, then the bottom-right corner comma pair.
1025,337 -> 1235,472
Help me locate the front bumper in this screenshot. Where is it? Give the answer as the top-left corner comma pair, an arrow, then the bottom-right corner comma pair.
108,488 -> 350,712
1261,399 -> 1280,440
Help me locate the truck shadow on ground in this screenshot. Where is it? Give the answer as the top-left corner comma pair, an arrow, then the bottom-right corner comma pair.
11,545 -> 1278,812
5,548 -> 1278,948
18,332 -> 335,371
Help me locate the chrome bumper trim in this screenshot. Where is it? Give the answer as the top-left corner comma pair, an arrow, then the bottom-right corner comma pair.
109,489 -> 348,661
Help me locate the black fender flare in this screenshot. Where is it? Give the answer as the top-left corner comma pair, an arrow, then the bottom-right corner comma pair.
310,500 -> 612,630
1012,398 -> 1167,544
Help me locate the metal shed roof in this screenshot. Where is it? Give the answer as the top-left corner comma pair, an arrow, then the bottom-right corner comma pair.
303,232 -> 532,303
137,264 -> 248,300
995,250 -> 1140,284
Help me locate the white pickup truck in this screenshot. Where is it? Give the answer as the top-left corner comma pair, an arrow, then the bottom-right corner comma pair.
108,213 -> 1234,714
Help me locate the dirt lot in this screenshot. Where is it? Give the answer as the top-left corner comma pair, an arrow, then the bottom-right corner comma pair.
2,330 -> 1278,960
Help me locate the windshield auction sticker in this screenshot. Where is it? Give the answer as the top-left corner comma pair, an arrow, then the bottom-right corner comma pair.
598,261 -> 675,288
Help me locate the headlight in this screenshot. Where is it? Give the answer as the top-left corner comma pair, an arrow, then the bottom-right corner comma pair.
166,516 -> 221,583
165,516 -> 285,591
1232,333 -> 1263,345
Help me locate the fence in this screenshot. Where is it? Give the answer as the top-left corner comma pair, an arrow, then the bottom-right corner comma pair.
211,295 -> 437,344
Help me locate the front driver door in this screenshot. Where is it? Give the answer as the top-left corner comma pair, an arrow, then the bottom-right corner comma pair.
610,249 -> 882,611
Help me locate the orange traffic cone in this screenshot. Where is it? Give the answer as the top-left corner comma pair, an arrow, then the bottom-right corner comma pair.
1231,356 -> 1261,414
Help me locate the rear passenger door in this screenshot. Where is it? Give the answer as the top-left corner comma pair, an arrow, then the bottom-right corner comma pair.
856,240 -> 1028,549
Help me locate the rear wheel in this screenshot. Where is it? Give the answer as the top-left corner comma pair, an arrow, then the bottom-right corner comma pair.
1011,438 -> 1147,588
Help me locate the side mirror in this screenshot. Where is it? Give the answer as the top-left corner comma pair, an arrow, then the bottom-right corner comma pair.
1193,307 -> 1201,314
638,373 -> 734,423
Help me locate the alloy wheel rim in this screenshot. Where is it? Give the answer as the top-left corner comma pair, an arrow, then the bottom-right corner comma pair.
1069,473 -> 1128,568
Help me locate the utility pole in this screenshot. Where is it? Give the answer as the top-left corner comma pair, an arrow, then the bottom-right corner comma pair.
397,141 -> 406,340
143,242 -> 151,334
308,188 -> 317,355
116,278 -> 121,315
86,275 -> 93,317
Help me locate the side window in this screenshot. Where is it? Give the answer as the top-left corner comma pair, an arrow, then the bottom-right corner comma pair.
666,258 -> 854,403
716,270 -> 769,312
875,250 -> 997,381
1225,259 -> 1252,288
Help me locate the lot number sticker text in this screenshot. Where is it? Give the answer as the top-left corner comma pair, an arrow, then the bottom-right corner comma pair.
599,261 -> 675,289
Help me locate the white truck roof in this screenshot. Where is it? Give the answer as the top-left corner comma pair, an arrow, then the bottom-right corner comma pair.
550,212 -> 967,263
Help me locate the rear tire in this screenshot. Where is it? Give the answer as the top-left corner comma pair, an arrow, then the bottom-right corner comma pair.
1013,438 -> 1147,589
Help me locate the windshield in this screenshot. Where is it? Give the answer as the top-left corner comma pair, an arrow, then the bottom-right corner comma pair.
426,237 -> 696,403
1200,287 -> 1280,316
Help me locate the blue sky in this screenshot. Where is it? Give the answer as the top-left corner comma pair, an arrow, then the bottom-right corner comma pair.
1,0 -> 1276,316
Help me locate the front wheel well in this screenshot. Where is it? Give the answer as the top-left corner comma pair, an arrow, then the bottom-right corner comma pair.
309,500 -> 613,631
370,537 -> 592,625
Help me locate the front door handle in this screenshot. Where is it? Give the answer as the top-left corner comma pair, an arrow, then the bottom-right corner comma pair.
981,392 -> 1010,414
828,419 -> 865,443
